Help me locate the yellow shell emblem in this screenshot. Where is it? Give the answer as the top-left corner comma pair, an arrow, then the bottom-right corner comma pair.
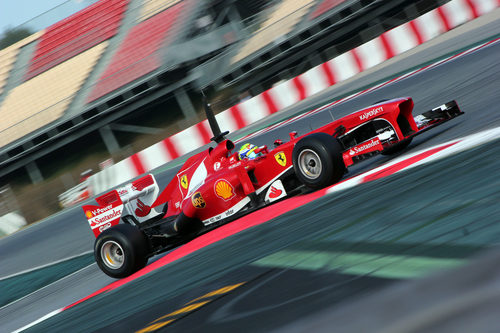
180,175 -> 189,190
85,210 -> 93,219
274,152 -> 287,167
215,179 -> 235,201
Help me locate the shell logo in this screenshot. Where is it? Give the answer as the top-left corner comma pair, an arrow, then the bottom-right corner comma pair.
85,210 -> 93,219
214,179 -> 235,201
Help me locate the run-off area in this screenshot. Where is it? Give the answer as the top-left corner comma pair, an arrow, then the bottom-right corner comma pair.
24,135 -> 500,332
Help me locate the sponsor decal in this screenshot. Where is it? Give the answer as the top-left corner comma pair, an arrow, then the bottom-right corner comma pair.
192,192 -> 206,209
99,223 -> 112,232
265,180 -> 287,202
118,188 -> 128,196
274,152 -> 287,167
180,175 -> 189,190
135,199 -> 151,217
175,201 -> 180,209
88,207 -> 122,229
86,204 -> 113,217
349,138 -> 381,156
229,161 -> 242,169
214,161 -> 221,171
359,107 -> 383,121
214,179 -> 235,201
209,207 -> 234,224
209,215 -> 223,224
203,197 -> 251,225
269,186 -> 282,199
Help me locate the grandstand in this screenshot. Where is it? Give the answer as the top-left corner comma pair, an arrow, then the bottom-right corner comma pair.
0,0 -> 448,186
0,42 -> 108,146
25,0 -> 127,80
139,0 -> 182,21
231,0 -> 316,64
196,0 -> 452,93
87,1 -> 185,102
0,32 -> 43,95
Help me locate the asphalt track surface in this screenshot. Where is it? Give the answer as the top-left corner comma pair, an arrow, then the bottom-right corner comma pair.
1,12 -> 500,332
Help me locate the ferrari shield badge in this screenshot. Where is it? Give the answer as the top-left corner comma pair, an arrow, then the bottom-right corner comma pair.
192,192 -> 206,209
180,175 -> 189,190
274,152 -> 287,167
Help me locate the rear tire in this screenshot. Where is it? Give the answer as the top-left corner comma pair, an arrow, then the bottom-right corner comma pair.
94,224 -> 150,278
292,133 -> 345,189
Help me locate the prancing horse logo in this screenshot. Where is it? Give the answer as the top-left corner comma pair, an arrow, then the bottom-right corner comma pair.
274,152 -> 286,167
180,175 -> 189,190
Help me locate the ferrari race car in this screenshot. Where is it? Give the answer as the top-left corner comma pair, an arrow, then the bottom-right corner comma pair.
83,97 -> 463,278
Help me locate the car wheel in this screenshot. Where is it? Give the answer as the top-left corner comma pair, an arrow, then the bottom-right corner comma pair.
292,133 -> 345,189
381,137 -> 413,155
94,224 -> 150,278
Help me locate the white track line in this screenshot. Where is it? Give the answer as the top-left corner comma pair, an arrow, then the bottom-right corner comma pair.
12,309 -> 63,333
1,263 -> 96,312
0,251 -> 93,281
327,126 -> 500,195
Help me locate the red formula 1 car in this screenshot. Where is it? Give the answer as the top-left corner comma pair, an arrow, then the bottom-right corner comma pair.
83,97 -> 463,278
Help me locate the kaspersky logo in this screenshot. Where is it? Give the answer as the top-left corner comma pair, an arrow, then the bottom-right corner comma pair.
349,138 -> 380,156
359,107 -> 383,121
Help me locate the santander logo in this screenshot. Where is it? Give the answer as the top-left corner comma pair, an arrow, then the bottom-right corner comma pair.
88,206 -> 123,229
359,107 -> 383,121
134,199 -> 151,217
349,138 -> 381,156
269,186 -> 283,199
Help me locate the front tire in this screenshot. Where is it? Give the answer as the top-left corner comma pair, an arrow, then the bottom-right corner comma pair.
94,224 -> 150,278
292,133 -> 345,189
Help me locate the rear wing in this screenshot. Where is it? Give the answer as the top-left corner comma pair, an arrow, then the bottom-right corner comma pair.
82,174 -> 160,237
83,190 -> 123,237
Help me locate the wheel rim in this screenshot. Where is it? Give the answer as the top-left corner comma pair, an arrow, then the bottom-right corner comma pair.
298,149 -> 322,179
101,240 -> 124,269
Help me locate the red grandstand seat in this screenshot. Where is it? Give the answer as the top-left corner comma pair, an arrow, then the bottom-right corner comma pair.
25,0 -> 127,80
87,2 -> 184,103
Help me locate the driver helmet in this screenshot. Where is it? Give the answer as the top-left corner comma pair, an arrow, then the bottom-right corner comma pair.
238,143 -> 261,160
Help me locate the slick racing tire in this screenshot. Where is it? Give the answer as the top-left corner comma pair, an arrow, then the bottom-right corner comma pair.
292,133 -> 345,190
94,224 -> 150,278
